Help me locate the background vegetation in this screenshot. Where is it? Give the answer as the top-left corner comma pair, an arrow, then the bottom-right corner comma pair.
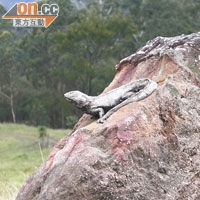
0,0 -> 199,129
0,0 -> 200,199
0,123 -> 70,200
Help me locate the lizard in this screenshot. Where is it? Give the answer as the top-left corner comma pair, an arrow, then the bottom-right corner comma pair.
64,78 -> 157,123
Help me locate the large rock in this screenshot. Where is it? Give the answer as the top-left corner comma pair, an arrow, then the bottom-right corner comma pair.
17,33 -> 200,200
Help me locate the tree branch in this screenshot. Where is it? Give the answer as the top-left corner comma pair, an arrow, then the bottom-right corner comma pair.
0,89 -> 10,101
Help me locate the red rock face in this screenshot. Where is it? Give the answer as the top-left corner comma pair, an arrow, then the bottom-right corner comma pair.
17,33 -> 200,200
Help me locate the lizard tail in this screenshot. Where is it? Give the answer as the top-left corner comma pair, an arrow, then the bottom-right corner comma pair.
135,80 -> 157,101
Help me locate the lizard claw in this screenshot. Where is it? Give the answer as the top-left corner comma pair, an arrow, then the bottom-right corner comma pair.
97,118 -> 105,123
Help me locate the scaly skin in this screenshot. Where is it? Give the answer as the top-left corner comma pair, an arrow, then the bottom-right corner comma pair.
64,78 -> 157,123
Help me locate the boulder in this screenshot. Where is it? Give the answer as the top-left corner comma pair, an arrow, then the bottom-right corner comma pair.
17,33 -> 200,200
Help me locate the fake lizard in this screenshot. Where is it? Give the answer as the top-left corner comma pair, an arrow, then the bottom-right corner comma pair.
64,78 -> 157,123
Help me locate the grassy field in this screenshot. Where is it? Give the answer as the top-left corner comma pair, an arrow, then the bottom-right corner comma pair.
0,123 -> 71,200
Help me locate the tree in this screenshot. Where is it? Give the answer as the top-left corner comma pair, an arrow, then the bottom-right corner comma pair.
38,126 -> 48,149
127,0 -> 197,47
0,31 -> 24,123
0,4 -> 13,34
56,7 -> 137,95
2,0 -> 198,128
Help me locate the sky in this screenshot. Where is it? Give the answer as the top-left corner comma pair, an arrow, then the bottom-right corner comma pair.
0,0 -> 37,10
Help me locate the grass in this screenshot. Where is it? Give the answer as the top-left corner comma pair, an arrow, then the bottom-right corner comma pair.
0,123 -> 71,200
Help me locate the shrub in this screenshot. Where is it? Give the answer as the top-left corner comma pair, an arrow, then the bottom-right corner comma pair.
66,115 -> 78,129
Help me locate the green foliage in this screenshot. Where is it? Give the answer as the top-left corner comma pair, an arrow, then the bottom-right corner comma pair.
38,125 -> 49,149
0,123 -> 71,200
137,0 -> 196,47
0,0 -> 199,128
56,7 -> 136,95
0,4 -> 13,34
38,126 -> 47,138
66,115 -> 78,128
120,0 -> 199,48
0,30 -> 25,123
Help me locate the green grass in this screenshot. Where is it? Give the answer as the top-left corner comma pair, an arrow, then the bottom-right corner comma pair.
0,123 -> 71,200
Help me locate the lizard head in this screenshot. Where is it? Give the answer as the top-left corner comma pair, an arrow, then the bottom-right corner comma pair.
64,91 -> 89,109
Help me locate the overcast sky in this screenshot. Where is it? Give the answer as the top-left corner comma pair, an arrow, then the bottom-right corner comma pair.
0,0 -> 37,9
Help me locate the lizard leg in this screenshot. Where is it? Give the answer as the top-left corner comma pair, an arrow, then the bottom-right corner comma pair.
98,108 -> 105,118
90,108 -> 105,118
97,97 -> 135,123
98,80 -> 157,123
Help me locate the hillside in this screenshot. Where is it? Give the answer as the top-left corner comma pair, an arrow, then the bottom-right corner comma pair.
0,123 -> 70,200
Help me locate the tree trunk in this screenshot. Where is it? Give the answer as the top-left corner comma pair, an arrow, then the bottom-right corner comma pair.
0,89 -> 16,123
10,93 -> 16,123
